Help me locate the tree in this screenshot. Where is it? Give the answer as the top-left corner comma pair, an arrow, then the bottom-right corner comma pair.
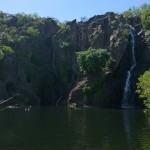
122,3 -> 150,25
26,27 -> 40,37
140,3 -> 150,11
0,50 -> 4,60
136,70 -> 150,109
0,46 -> 13,60
76,48 -> 113,74
0,45 -> 13,54
122,11 -> 132,20
141,8 -> 150,30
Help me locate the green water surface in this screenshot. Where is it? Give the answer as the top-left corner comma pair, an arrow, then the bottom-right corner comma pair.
0,107 -> 150,150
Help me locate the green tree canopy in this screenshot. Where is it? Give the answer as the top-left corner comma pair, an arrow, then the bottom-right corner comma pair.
122,3 -> 150,23
26,27 -> 40,37
0,45 -> 13,54
0,45 -> 13,60
136,70 -> 150,109
141,8 -> 150,30
76,48 -> 113,74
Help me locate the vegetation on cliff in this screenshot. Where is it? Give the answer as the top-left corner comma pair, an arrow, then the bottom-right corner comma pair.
0,46 -> 13,60
72,48 -> 114,106
0,3 -> 149,107
136,70 -> 150,111
76,48 -> 113,74
141,8 -> 150,30
123,3 -> 150,30
121,4 -> 150,109
0,11 -> 61,105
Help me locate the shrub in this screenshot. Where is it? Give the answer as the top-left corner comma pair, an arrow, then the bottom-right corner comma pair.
114,40 -> 120,48
111,20 -> 116,25
0,45 -> 13,54
123,11 -> 132,20
60,41 -> 70,49
82,85 -> 92,95
111,20 -> 116,28
0,51 -> 4,60
59,23 -> 70,31
76,48 -> 113,74
136,70 -> 150,110
26,27 -> 40,37
122,29 -> 130,36
0,46 -> 13,60
82,78 -> 104,96
119,22 -> 124,28
122,3 -> 150,24
141,8 -> 150,30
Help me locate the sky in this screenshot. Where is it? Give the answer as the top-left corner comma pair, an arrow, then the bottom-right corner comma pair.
0,0 -> 150,22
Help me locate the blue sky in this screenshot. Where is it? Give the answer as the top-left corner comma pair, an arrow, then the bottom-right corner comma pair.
0,0 -> 149,22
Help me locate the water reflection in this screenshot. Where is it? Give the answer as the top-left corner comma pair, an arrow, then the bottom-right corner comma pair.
138,113 -> 150,150
68,108 -> 128,150
122,110 -> 135,150
0,108 -> 150,150
122,109 -> 150,150
67,108 -> 89,150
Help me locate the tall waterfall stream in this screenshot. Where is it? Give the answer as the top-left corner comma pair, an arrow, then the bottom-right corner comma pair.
122,25 -> 136,108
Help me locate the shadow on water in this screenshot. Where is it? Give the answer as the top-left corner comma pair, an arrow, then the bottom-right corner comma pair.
0,107 -> 150,150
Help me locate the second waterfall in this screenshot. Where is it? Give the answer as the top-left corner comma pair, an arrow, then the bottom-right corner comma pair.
122,25 -> 136,109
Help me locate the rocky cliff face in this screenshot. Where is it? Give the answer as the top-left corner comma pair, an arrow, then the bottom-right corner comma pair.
67,14 -> 150,108
0,12 -> 149,107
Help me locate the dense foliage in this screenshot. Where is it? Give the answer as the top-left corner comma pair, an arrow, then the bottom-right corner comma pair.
0,12 -> 41,54
136,70 -> 150,110
141,8 -> 150,30
122,3 -> 150,30
0,45 -> 13,60
82,78 -> 104,95
0,11 -> 60,65
76,48 -> 113,74
123,3 -> 150,18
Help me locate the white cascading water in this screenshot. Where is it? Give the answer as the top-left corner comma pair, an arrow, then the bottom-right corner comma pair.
122,25 -> 136,108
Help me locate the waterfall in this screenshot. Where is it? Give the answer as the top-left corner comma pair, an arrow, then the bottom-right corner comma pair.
122,25 -> 136,109
51,49 -> 63,106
